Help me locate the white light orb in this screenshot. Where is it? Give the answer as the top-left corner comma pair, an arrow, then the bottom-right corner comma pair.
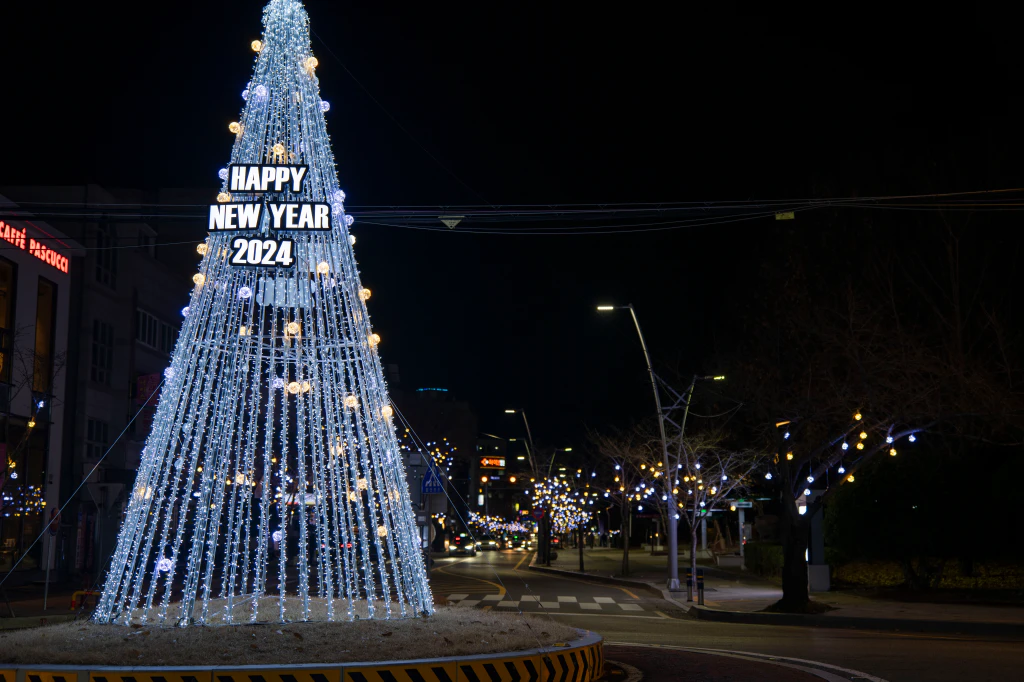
320,100 -> 330,112
181,306 -> 190,317
345,215 -> 355,227
241,89 -> 249,101
332,202 -> 344,215
157,557 -> 172,572
218,168 -> 228,180
377,525 -> 388,538
254,84 -> 268,99
272,529 -> 283,543
333,189 -> 347,203
164,367 -> 176,380
238,286 -> 252,299
271,377 -> 284,389
344,395 -> 359,408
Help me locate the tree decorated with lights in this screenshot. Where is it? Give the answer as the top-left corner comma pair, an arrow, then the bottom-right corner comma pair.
94,0 -> 432,626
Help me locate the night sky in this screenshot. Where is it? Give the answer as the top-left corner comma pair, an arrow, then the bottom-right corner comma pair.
4,2 -> 1023,448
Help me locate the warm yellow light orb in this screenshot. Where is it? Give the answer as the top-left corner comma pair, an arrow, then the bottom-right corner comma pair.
856,442 -> 865,450
229,122 -> 241,134
381,405 -> 393,419
305,56 -> 319,73
197,243 -> 208,255
272,142 -> 286,157
786,452 -> 794,461
509,476 -> 517,483
377,525 -> 387,538
344,395 -> 359,408
251,40 -> 263,52
239,325 -> 249,336
859,431 -> 868,439
368,333 -> 380,347
217,192 -> 231,203
300,381 -> 311,393
286,321 -> 300,335
348,491 -> 357,501
854,412 -> 862,421
193,273 -> 205,286
357,478 -> 368,491
847,474 -> 855,482
889,448 -> 897,457
359,288 -> 372,301
287,381 -> 301,394
316,261 -> 330,275
481,475 -> 488,483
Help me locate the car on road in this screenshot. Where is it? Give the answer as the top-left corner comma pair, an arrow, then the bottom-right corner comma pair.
448,533 -> 477,557
478,534 -> 500,551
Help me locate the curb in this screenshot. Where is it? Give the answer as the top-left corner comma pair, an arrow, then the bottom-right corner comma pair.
526,557 -> 665,598
0,615 -> 78,631
688,604 -> 1024,636
0,630 -> 603,682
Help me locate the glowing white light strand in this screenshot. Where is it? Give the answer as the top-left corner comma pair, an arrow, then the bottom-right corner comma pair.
94,0 -> 430,627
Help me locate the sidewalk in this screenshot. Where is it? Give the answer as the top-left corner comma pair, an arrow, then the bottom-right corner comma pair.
535,546 -> 1024,634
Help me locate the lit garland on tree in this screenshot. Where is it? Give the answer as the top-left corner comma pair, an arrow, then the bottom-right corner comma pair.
94,0 -> 431,626
531,478 -> 589,533
467,511 -> 530,535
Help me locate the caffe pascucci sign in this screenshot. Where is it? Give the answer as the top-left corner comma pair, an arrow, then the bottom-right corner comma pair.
208,164 -> 332,268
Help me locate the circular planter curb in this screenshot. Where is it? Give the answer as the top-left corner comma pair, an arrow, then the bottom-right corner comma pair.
2,630 -> 602,682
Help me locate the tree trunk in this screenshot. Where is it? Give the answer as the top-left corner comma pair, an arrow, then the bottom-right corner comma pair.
690,517 -> 699,596
621,503 -> 630,576
776,504 -> 810,611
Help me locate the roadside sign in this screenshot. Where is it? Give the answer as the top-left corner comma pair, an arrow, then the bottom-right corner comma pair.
421,467 -> 444,495
732,500 -> 753,509
531,508 -> 545,520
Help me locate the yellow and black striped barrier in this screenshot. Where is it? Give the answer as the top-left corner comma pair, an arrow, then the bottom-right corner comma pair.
4,631 -> 602,682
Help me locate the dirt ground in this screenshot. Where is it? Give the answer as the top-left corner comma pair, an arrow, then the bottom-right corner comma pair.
0,605 -> 580,666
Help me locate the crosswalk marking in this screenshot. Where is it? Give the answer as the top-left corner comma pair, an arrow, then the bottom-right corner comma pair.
540,601 -> 560,609
579,603 -> 602,610
444,593 -> 649,614
619,603 -> 643,611
557,596 -> 578,602
593,597 -> 615,604
498,600 -> 517,607
482,594 -> 503,601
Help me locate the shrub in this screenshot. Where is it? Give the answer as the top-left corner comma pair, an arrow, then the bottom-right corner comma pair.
744,542 -> 784,578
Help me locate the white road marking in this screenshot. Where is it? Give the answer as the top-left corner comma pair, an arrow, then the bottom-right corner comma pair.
481,594 -> 502,601
519,595 -> 540,602
593,597 -> 616,604
557,596 -> 578,602
619,603 -> 644,611
540,601 -> 561,609
579,603 -> 602,610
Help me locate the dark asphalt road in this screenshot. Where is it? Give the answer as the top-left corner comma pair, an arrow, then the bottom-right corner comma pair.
430,550 -> 1024,682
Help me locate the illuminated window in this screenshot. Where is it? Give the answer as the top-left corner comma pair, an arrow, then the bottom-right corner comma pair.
90,320 -> 114,385
33,278 -> 57,393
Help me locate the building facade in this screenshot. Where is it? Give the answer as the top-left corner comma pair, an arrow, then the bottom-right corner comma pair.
0,200 -> 77,575
1,185 -> 195,581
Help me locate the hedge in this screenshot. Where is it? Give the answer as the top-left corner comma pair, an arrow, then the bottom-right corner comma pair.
744,542 -> 784,578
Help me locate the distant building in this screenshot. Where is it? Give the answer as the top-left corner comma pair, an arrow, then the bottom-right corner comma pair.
0,185 -> 195,580
0,195 -> 79,576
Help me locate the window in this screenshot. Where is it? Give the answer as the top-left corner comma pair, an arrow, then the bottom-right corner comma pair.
0,258 -> 15,385
94,224 -> 117,289
86,418 -> 109,460
33,278 -> 57,393
136,309 -> 175,354
90,320 -> 114,385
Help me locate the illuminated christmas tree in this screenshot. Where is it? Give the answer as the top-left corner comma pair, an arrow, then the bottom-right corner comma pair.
94,0 -> 432,626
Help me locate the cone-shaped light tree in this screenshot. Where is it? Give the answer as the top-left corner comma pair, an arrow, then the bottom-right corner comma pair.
94,0 -> 433,626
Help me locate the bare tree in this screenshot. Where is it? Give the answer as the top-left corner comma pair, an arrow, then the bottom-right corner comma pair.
590,427 -> 659,576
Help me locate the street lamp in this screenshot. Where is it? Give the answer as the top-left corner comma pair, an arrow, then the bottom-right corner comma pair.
597,303 -> 681,591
